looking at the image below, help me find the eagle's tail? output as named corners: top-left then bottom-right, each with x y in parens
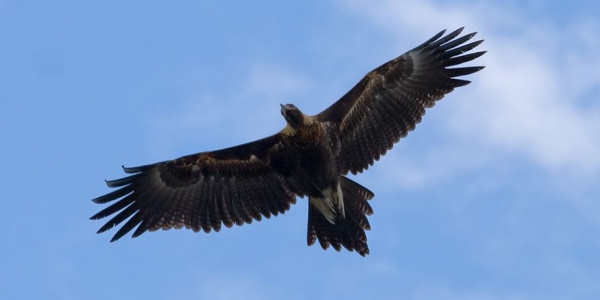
top-left (307, 176), bottom-right (374, 256)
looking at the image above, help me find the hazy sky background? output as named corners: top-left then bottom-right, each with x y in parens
top-left (2, 0), bottom-right (599, 299)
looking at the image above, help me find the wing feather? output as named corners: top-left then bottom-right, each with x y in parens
top-left (218, 178), bottom-right (234, 228)
top-left (317, 27), bottom-right (485, 174)
top-left (91, 134), bottom-right (297, 242)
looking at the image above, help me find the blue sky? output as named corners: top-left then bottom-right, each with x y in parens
top-left (2, 0), bottom-right (599, 299)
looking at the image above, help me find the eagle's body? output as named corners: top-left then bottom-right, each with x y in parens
top-left (91, 28), bottom-right (486, 256)
top-left (275, 109), bottom-right (343, 223)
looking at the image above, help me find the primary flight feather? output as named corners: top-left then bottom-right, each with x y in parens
top-left (91, 27), bottom-right (486, 256)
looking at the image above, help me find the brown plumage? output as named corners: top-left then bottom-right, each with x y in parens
top-left (91, 27), bottom-right (485, 256)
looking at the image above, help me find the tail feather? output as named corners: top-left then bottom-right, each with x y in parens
top-left (307, 176), bottom-right (374, 256)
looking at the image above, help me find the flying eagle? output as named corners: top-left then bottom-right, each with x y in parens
top-left (91, 27), bottom-right (485, 256)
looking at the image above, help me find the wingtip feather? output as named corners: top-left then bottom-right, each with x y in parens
top-left (123, 165), bottom-right (142, 174)
top-left (446, 66), bottom-right (486, 77)
top-left (105, 174), bottom-right (140, 188)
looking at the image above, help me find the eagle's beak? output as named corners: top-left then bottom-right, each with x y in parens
top-left (280, 104), bottom-right (286, 116)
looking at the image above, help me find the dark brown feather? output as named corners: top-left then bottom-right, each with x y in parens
top-left (91, 134), bottom-right (297, 242)
top-left (317, 27), bottom-right (486, 174)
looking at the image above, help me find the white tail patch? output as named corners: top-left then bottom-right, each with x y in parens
top-left (335, 182), bottom-right (345, 218)
top-left (309, 183), bottom-right (345, 224)
top-left (309, 197), bottom-right (336, 224)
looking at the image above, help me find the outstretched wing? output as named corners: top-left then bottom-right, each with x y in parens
top-left (317, 27), bottom-right (486, 174)
top-left (90, 134), bottom-right (297, 242)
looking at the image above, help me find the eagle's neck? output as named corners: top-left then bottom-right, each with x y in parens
top-left (282, 114), bottom-right (317, 134)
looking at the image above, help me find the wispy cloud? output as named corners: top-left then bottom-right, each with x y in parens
top-left (457, 27), bottom-right (600, 173)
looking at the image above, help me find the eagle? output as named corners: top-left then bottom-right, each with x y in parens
top-left (91, 27), bottom-right (485, 256)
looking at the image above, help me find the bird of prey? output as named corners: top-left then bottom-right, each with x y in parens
top-left (91, 27), bottom-right (485, 256)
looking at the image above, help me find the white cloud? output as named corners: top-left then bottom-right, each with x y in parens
top-left (456, 28), bottom-right (600, 173)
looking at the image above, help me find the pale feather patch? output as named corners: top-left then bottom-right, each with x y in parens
top-left (281, 124), bottom-right (297, 136)
top-left (310, 184), bottom-right (345, 224)
top-left (302, 114), bottom-right (316, 125)
top-left (324, 184), bottom-right (345, 219)
top-left (309, 196), bottom-right (336, 224)
top-left (336, 182), bottom-right (344, 218)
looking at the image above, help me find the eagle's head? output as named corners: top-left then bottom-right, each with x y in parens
top-left (280, 103), bottom-right (305, 129)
